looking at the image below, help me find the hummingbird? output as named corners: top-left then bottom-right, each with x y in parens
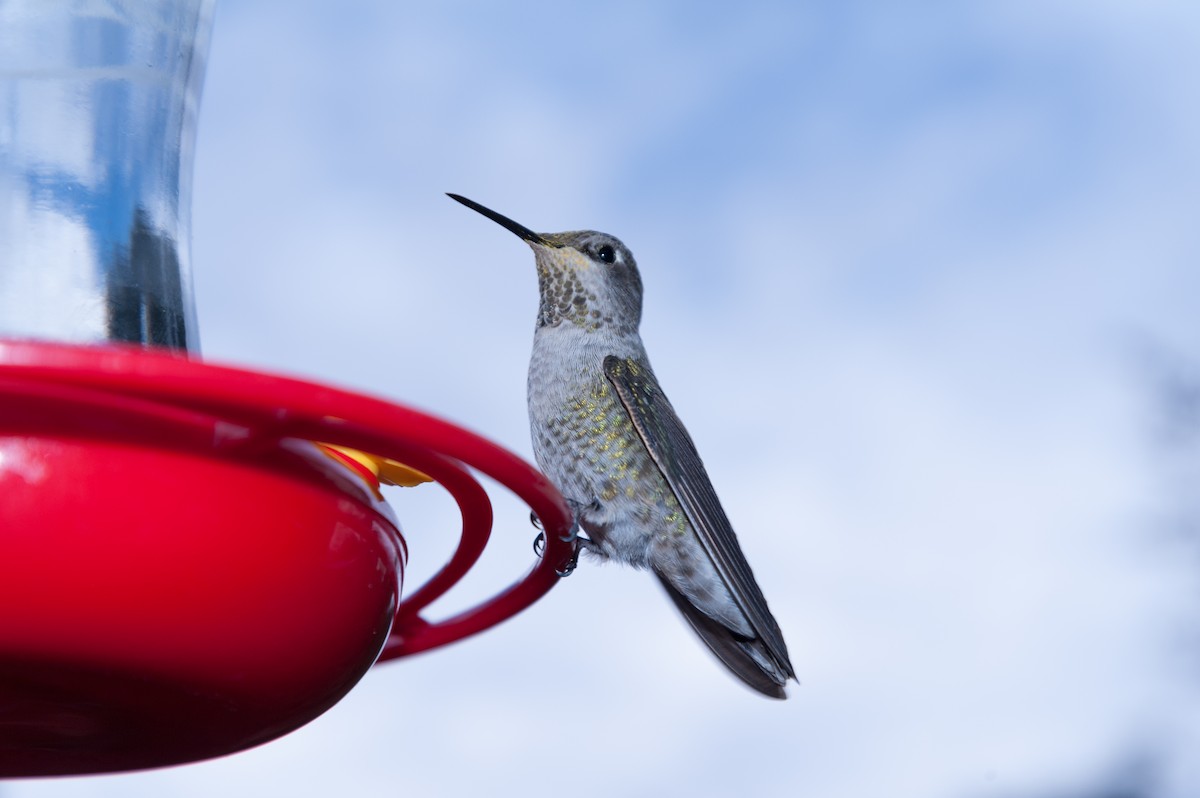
top-left (448, 193), bottom-right (796, 698)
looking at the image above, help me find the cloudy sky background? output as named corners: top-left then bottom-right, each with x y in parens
top-left (10, 1), bottom-right (1200, 796)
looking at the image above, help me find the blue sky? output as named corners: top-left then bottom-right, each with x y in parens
top-left (10, 1), bottom-right (1200, 797)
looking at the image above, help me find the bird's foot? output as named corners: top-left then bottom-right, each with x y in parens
top-left (532, 522), bottom-right (594, 577)
top-left (555, 523), bottom-right (598, 576)
top-left (551, 538), bottom-right (580, 576)
top-left (559, 521), bottom-right (584, 544)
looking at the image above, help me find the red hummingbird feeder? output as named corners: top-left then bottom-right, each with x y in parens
top-left (0, 0), bottom-right (573, 777)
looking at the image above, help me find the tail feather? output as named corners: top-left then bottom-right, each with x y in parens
top-left (655, 572), bottom-right (789, 699)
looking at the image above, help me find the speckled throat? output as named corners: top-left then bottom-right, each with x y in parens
top-left (536, 263), bottom-right (608, 330)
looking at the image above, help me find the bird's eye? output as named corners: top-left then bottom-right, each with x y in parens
top-left (596, 244), bottom-right (616, 264)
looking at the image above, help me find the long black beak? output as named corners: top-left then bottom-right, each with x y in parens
top-left (447, 193), bottom-right (555, 246)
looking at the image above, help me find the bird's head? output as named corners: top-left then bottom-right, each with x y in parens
top-left (449, 194), bottom-right (643, 333)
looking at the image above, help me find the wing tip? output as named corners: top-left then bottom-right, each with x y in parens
top-left (656, 572), bottom-right (793, 700)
